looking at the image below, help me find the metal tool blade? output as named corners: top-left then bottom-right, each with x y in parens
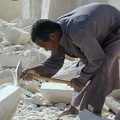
top-left (14, 60), bottom-right (22, 86)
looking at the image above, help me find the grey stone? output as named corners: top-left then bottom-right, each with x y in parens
top-left (74, 109), bottom-right (110, 120)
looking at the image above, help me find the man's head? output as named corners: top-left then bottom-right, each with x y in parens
top-left (31, 19), bottom-right (62, 51)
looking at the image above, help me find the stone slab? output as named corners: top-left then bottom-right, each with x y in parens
top-left (40, 83), bottom-right (74, 104)
top-left (0, 54), bottom-right (27, 68)
top-left (0, 77), bottom-right (13, 85)
top-left (0, 85), bottom-right (22, 120)
top-left (0, 70), bottom-right (13, 79)
top-left (74, 109), bottom-right (110, 120)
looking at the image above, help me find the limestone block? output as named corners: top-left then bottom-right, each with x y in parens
top-left (24, 48), bottom-right (47, 69)
top-left (20, 18), bottom-right (37, 28)
top-left (10, 18), bottom-right (37, 28)
top-left (10, 18), bottom-right (21, 28)
top-left (0, 85), bottom-right (22, 120)
top-left (0, 77), bottom-right (13, 85)
top-left (0, 70), bottom-right (13, 79)
top-left (53, 60), bottom-right (77, 80)
top-left (2, 26), bottom-right (30, 45)
top-left (40, 83), bottom-right (74, 104)
top-left (22, 25), bottom-right (32, 33)
top-left (105, 96), bottom-right (120, 114)
top-left (23, 81), bottom-right (40, 93)
top-left (74, 109), bottom-right (110, 120)
top-left (102, 104), bottom-right (110, 112)
top-left (1, 38), bottom-right (11, 46)
top-left (0, 54), bottom-right (28, 68)
top-left (24, 98), bottom-right (45, 106)
top-left (109, 89), bottom-right (120, 99)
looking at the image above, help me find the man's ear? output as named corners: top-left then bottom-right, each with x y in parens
top-left (49, 33), bottom-right (57, 40)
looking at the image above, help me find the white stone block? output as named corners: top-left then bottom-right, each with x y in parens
top-left (53, 60), bottom-right (77, 80)
top-left (109, 89), bottom-right (120, 99)
top-left (0, 54), bottom-right (28, 68)
top-left (102, 104), bottom-right (110, 112)
top-left (0, 77), bottom-right (13, 85)
top-left (22, 25), bottom-right (32, 33)
top-left (105, 96), bottom-right (120, 114)
top-left (23, 81), bottom-right (40, 93)
top-left (1, 38), bottom-right (11, 46)
top-left (2, 26), bottom-right (30, 45)
top-left (24, 48), bottom-right (47, 69)
top-left (40, 83), bottom-right (74, 104)
top-left (10, 18), bottom-right (37, 28)
top-left (74, 109), bottom-right (110, 120)
top-left (0, 85), bottom-right (22, 120)
top-left (0, 70), bottom-right (13, 79)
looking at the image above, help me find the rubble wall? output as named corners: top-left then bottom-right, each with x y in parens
top-left (0, 0), bottom-right (22, 22)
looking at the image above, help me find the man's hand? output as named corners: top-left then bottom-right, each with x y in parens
top-left (70, 78), bottom-right (85, 89)
top-left (21, 66), bottom-right (43, 81)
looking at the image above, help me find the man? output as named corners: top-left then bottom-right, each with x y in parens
top-left (22, 3), bottom-right (120, 117)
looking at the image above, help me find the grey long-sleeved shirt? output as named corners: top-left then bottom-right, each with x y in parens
top-left (39, 3), bottom-right (120, 83)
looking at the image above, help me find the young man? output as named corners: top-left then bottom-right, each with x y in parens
top-left (22, 3), bottom-right (120, 117)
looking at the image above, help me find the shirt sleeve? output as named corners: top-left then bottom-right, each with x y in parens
top-left (70, 28), bottom-right (105, 83)
top-left (39, 46), bottom-right (65, 77)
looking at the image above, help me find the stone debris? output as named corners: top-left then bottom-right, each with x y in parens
top-left (54, 103), bottom-right (66, 111)
top-left (0, 18), bottom-right (119, 120)
top-left (105, 96), bottom-right (120, 114)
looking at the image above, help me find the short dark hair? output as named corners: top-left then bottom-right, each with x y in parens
top-left (31, 19), bottom-right (61, 42)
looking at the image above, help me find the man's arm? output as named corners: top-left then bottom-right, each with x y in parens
top-left (70, 28), bottom-right (105, 84)
top-left (39, 46), bottom-right (65, 77)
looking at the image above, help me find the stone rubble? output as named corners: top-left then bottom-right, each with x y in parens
top-left (0, 18), bottom-right (119, 120)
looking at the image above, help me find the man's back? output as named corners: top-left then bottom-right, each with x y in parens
top-left (57, 3), bottom-right (120, 44)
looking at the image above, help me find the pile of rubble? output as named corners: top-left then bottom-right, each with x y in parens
top-left (0, 18), bottom-right (120, 120)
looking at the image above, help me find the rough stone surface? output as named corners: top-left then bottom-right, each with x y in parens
top-left (40, 83), bottom-right (74, 104)
top-left (2, 26), bottom-right (30, 45)
top-left (0, 70), bottom-right (13, 79)
top-left (0, 54), bottom-right (28, 68)
top-left (105, 96), bottom-right (120, 114)
top-left (0, 85), bottom-right (22, 120)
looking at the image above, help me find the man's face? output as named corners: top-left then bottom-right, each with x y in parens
top-left (34, 37), bottom-right (60, 51)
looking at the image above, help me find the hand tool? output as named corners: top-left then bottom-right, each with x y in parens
top-left (14, 60), bottom-right (71, 86)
